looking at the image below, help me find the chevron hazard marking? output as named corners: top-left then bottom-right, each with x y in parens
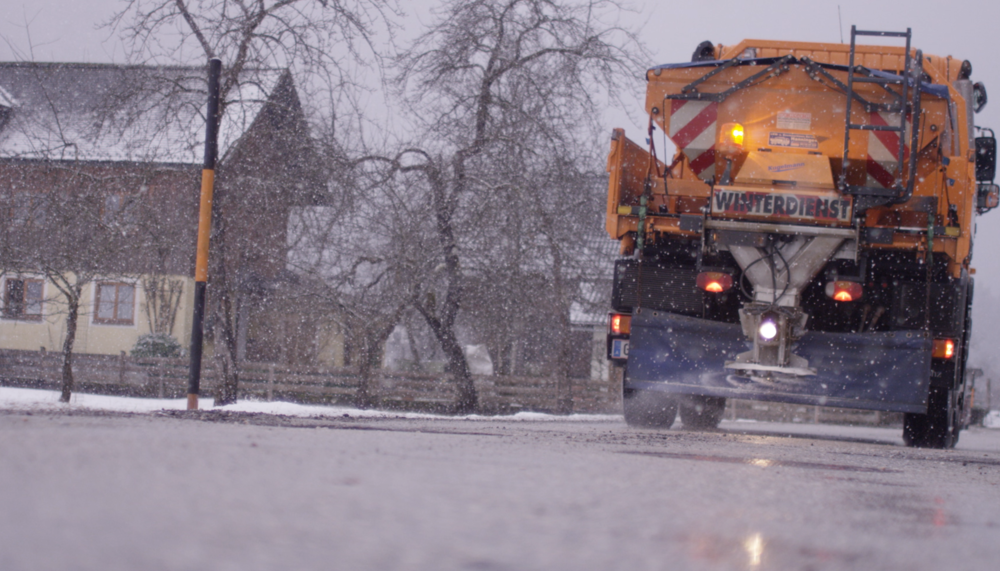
top-left (866, 111), bottom-right (911, 189)
top-left (670, 100), bottom-right (717, 181)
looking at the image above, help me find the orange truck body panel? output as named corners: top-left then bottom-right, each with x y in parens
top-left (607, 39), bottom-right (979, 277)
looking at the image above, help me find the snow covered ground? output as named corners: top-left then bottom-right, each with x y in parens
top-left (0, 387), bottom-right (616, 422)
top-left (4, 387), bottom-right (1000, 432)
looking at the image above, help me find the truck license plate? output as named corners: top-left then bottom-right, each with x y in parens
top-left (610, 339), bottom-right (629, 360)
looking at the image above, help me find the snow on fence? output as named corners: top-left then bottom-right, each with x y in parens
top-left (0, 349), bottom-right (903, 424)
top-left (0, 349), bottom-right (620, 415)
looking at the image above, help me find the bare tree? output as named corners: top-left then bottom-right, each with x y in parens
top-left (377, 0), bottom-right (644, 413)
top-left (287, 158), bottom-right (433, 407)
top-left (460, 135), bottom-right (610, 409)
top-left (108, 0), bottom-right (398, 405)
top-left (108, 0), bottom-right (398, 120)
top-left (141, 275), bottom-right (185, 336)
top-left (0, 161), bottom-right (147, 402)
top-left (530, 156), bottom-right (610, 412)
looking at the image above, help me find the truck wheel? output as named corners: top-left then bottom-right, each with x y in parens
top-left (903, 386), bottom-right (959, 449)
top-left (623, 388), bottom-right (678, 428)
top-left (679, 396), bottom-right (727, 430)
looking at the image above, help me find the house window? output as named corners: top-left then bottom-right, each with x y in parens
top-left (3, 278), bottom-right (43, 321)
top-left (95, 283), bottom-right (135, 325)
top-left (10, 192), bottom-right (49, 226)
top-left (103, 194), bottom-right (138, 227)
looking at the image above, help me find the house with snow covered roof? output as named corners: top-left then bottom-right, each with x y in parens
top-left (0, 61), bottom-right (329, 364)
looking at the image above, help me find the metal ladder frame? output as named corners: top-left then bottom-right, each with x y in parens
top-left (840, 26), bottom-right (923, 206)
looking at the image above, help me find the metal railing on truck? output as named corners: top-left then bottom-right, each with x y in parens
top-left (840, 26), bottom-right (923, 209)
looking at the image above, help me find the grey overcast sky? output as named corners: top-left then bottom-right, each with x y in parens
top-left (4, 1), bottom-right (999, 146)
top-left (5, 0), bottom-right (1000, 349)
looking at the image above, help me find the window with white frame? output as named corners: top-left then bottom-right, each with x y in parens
top-left (3, 278), bottom-right (43, 321)
top-left (94, 282), bottom-right (135, 325)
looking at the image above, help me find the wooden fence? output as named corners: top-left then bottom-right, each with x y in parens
top-left (0, 349), bottom-right (901, 425)
top-left (0, 349), bottom-right (621, 415)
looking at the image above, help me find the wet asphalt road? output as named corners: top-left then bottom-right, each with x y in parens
top-left (1, 409), bottom-right (999, 571)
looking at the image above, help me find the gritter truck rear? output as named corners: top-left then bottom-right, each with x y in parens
top-left (605, 28), bottom-right (997, 448)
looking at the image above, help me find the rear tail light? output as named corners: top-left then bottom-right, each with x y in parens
top-left (610, 313), bottom-right (632, 335)
top-left (932, 339), bottom-right (955, 359)
top-left (697, 271), bottom-right (734, 293)
top-left (825, 280), bottom-right (863, 302)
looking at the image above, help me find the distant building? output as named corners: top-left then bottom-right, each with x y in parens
top-left (0, 62), bottom-right (329, 363)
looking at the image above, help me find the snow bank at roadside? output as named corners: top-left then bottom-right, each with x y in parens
top-left (984, 410), bottom-right (1000, 429)
top-left (0, 387), bottom-right (617, 422)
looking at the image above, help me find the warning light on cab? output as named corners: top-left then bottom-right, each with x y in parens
top-left (718, 122), bottom-right (745, 157)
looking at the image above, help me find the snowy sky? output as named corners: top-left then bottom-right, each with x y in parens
top-left (4, 0), bottom-right (1000, 333)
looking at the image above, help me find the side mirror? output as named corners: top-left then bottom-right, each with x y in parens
top-left (974, 82), bottom-right (988, 114)
top-left (977, 183), bottom-right (999, 214)
top-left (975, 135), bottom-right (996, 182)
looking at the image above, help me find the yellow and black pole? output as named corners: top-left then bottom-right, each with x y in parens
top-left (187, 58), bottom-right (222, 410)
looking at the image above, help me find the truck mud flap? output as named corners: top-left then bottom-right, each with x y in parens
top-left (625, 310), bottom-right (932, 414)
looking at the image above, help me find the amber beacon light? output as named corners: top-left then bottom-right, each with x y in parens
top-left (718, 122), bottom-right (745, 157)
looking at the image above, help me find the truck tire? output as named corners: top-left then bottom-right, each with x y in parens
top-left (679, 396), bottom-right (727, 430)
top-left (623, 388), bottom-right (678, 428)
top-left (903, 386), bottom-right (959, 449)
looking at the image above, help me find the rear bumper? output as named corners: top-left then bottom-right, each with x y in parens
top-left (624, 309), bottom-right (932, 414)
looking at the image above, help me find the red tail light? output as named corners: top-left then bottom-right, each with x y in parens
top-left (825, 280), bottom-right (863, 302)
top-left (610, 313), bottom-right (632, 335)
top-left (697, 271), bottom-right (734, 293)
top-left (932, 339), bottom-right (955, 359)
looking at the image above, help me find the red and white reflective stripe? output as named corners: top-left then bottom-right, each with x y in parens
top-left (670, 100), bottom-right (717, 181)
top-left (866, 111), bottom-right (911, 188)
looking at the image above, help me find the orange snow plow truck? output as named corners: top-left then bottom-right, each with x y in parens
top-left (605, 28), bottom-right (997, 448)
